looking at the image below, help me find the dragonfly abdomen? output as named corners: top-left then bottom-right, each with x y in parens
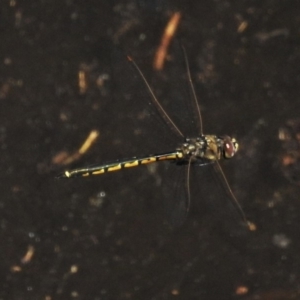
top-left (59, 151), bottom-right (183, 178)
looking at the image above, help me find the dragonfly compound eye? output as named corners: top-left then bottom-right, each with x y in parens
top-left (224, 137), bottom-right (239, 159)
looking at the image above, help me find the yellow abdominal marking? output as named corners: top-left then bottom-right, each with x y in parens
top-left (158, 154), bottom-right (176, 160)
top-left (124, 160), bottom-right (139, 167)
top-left (107, 164), bottom-right (122, 172)
top-left (141, 157), bottom-right (157, 164)
top-left (92, 169), bottom-right (105, 175)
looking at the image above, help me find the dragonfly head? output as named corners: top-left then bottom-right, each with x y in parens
top-left (223, 136), bottom-right (239, 159)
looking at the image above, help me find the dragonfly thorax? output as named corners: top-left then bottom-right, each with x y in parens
top-left (179, 135), bottom-right (239, 162)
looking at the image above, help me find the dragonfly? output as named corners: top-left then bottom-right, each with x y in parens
top-left (57, 47), bottom-right (253, 231)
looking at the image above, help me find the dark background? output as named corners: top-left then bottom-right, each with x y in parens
top-left (1, 1), bottom-right (300, 299)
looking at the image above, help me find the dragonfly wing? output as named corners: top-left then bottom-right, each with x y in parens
top-left (159, 162), bottom-right (189, 227)
top-left (190, 162), bottom-right (251, 239)
top-left (153, 41), bottom-right (204, 137)
top-left (159, 159), bottom-right (222, 228)
top-left (88, 42), bottom-right (180, 160)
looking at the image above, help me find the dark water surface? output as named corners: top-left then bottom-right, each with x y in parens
top-left (1, 1), bottom-right (300, 299)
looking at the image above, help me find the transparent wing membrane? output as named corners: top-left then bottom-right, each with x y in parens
top-left (161, 162), bottom-right (189, 227)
